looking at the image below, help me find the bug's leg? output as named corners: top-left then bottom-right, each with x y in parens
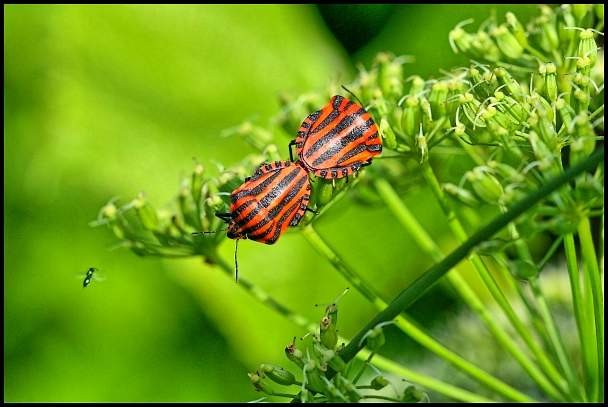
top-left (215, 212), bottom-right (233, 222)
top-left (305, 207), bottom-right (319, 215)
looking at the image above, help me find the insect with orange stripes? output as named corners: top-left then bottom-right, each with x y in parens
top-left (210, 160), bottom-right (313, 281)
top-left (289, 94), bottom-right (382, 180)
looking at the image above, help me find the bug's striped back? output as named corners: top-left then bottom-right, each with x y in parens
top-left (294, 95), bottom-right (382, 179)
top-left (227, 161), bottom-right (311, 244)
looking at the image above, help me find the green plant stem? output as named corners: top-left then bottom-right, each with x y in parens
top-left (207, 251), bottom-right (484, 402)
top-left (529, 277), bottom-right (583, 400)
top-left (507, 222), bottom-right (581, 400)
top-left (336, 148), bottom-right (604, 383)
top-left (362, 395), bottom-right (402, 402)
top-left (300, 224), bottom-right (531, 401)
top-left (578, 216), bottom-right (604, 401)
top-left (360, 352), bottom-right (492, 402)
top-left (373, 178), bottom-right (553, 399)
top-left (564, 233), bottom-right (597, 399)
top-left (420, 160), bottom-right (569, 398)
top-left (352, 351), bottom-right (374, 385)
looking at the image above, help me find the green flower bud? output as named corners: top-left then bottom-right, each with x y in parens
top-left (248, 371), bottom-right (273, 394)
top-left (492, 24), bottom-right (524, 59)
top-left (577, 29), bottom-right (598, 66)
top-left (133, 193), bottom-right (159, 231)
top-left (487, 161), bottom-right (525, 183)
top-left (178, 184), bottom-right (198, 229)
top-left (191, 163), bottom-right (204, 206)
top-left (403, 385), bottom-right (427, 402)
top-left (376, 52), bottom-right (404, 99)
top-left (379, 118), bottom-right (397, 150)
top-left (303, 360), bottom-right (327, 394)
top-left (371, 375), bottom-right (390, 390)
top-left (511, 259), bottom-right (539, 280)
top-left (453, 122), bottom-right (466, 137)
top-left (101, 202), bottom-right (118, 221)
top-left (571, 131), bottom-right (596, 165)
top-left (461, 93), bottom-right (486, 128)
top-left (443, 183), bottom-right (480, 207)
top-left (366, 326), bottom-right (386, 352)
top-left (407, 76), bottom-right (426, 97)
top-left (556, 97), bottom-right (574, 130)
top-left (467, 168), bottom-right (504, 205)
top-left (573, 88), bottom-right (590, 114)
top-left (260, 364), bottom-right (296, 386)
top-left (505, 12), bottom-right (528, 48)
top-left (494, 67), bottom-right (525, 101)
top-left (401, 95), bottom-right (421, 144)
top-left (285, 338), bottom-right (305, 368)
top-left (429, 81), bottom-right (449, 118)
top-left (471, 31), bottom-right (501, 62)
top-left (539, 63), bottom-right (558, 103)
top-left (528, 131), bottom-right (558, 174)
top-left (416, 134), bottom-right (428, 164)
top-left (449, 27), bottom-right (473, 54)
top-left (320, 314), bottom-right (338, 350)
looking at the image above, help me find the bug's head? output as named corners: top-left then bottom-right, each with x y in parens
top-left (215, 211), bottom-right (244, 240)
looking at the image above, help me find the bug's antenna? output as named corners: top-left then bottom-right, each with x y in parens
top-left (192, 228), bottom-right (227, 236)
top-left (341, 85), bottom-right (365, 107)
top-left (332, 287), bottom-right (350, 304)
top-left (234, 239), bottom-right (240, 283)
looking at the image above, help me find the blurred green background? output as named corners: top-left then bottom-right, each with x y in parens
top-left (5, 4), bottom-right (538, 402)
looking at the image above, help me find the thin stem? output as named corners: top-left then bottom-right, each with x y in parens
top-left (421, 161), bottom-right (569, 398)
top-left (578, 216), bottom-right (604, 401)
top-left (360, 350), bottom-right (492, 402)
top-left (352, 351), bottom-right (374, 385)
top-left (362, 395), bottom-right (402, 402)
top-left (529, 277), bottom-right (584, 400)
top-left (300, 224), bottom-right (532, 401)
top-left (337, 148), bottom-right (604, 380)
top-left (506, 220), bottom-right (581, 400)
top-left (564, 233), bottom-right (597, 399)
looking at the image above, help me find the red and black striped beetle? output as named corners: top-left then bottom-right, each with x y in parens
top-left (216, 160), bottom-right (312, 245)
top-left (211, 160), bottom-right (313, 281)
top-left (289, 95), bottom-right (382, 180)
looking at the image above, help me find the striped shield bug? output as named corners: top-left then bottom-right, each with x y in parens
top-left (202, 160), bottom-right (312, 281)
top-left (289, 94), bottom-right (382, 180)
